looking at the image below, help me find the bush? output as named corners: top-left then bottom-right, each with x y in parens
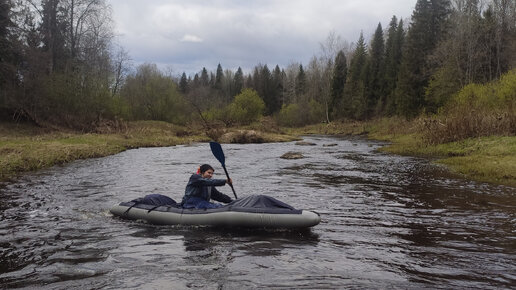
top-left (425, 65), bottom-right (462, 113)
top-left (227, 88), bottom-right (265, 125)
top-left (277, 99), bottom-right (326, 127)
top-left (422, 69), bottom-right (516, 144)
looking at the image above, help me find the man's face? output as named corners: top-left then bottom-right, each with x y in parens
top-left (202, 169), bottom-right (214, 179)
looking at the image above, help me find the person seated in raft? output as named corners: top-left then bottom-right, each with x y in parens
top-left (181, 164), bottom-right (233, 209)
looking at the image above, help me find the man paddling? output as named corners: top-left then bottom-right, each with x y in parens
top-left (181, 164), bottom-right (233, 209)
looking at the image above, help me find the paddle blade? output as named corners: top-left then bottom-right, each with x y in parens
top-left (209, 141), bottom-right (225, 166)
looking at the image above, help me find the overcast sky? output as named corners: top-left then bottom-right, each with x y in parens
top-left (107, 0), bottom-right (417, 76)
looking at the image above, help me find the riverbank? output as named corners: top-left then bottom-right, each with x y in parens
top-left (288, 118), bottom-right (516, 187)
top-left (0, 121), bottom-right (297, 182)
top-left (1, 119), bottom-right (514, 187)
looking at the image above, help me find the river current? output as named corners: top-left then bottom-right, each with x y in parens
top-left (1, 136), bottom-right (515, 289)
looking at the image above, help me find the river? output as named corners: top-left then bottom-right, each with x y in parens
top-left (0, 136), bottom-right (515, 289)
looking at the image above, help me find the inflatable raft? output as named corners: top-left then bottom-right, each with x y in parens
top-left (110, 195), bottom-right (320, 229)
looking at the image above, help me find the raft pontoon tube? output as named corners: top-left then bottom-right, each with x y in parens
top-left (110, 195), bottom-right (321, 228)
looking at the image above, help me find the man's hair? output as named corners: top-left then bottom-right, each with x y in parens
top-left (199, 164), bottom-right (214, 173)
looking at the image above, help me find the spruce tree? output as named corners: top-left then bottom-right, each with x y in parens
top-left (383, 17), bottom-right (404, 115)
top-left (344, 32), bottom-right (368, 119)
top-left (367, 22), bottom-right (385, 117)
top-left (215, 63), bottom-right (223, 90)
top-left (179, 72), bottom-right (188, 94)
top-left (395, 0), bottom-right (450, 118)
top-left (192, 73), bottom-right (200, 87)
top-left (233, 67), bottom-right (244, 96)
top-left (260, 64), bottom-right (280, 115)
top-left (330, 50), bottom-right (347, 118)
top-left (296, 64), bottom-right (307, 98)
top-left (272, 65), bottom-right (284, 108)
top-left (200, 67), bottom-right (209, 86)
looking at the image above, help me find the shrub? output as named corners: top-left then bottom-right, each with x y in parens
top-left (227, 88), bottom-right (265, 125)
top-left (277, 99), bottom-right (326, 127)
top-left (422, 69), bottom-right (516, 144)
top-left (277, 103), bottom-right (304, 127)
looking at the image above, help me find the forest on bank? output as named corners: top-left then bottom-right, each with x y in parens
top-left (0, 0), bottom-right (515, 143)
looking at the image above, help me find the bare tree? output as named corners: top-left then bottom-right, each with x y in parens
top-left (111, 44), bottom-right (131, 97)
top-left (317, 32), bottom-right (350, 122)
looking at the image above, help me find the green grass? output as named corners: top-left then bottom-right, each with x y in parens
top-left (2, 119), bottom-right (514, 186)
top-left (0, 120), bottom-right (297, 181)
top-left (432, 137), bottom-right (516, 186)
top-left (0, 121), bottom-right (209, 181)
top-left (373, 127), bottom-right (516, 187)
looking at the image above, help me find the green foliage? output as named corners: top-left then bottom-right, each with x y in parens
top-left (330, 50), bottom-right (347, 118)
top-left (277, 99), bottom-right (325, 127)
top-left (179, 72), bottom-right (188, 94)
top-left (383, 17), bottom-right (404, 116)
top-left (31, 71), bottom-right (117, 129)
top-left (214, 63), bottom-right (224, 91)
top-left (296, 64), bottom-right (307, 97)
top-left (121, 63), bottom-right (189, 125)
top-left (424, 65), bottom-right (462, 113)
top-left (227, 88), bottom-right (265, 125)
top-left (3, 0), bottom-right (514, 132)
top-left (450, 69), bottom-right (516, 110)
top-left (308, 99), bottom-right (326, 123)
top-left (366, 23), bottom-right (385, 117)
top-left (395, 0), bottom-right (450, 118)
top-left (203, 88), bottom-right (265, 126)
top-left (422, 69), bottom-right (516, 144)
top-left (234, 67), bottom-right (244, 96)
top-left (278, 103), bottom-right (303, 127)
top-left (203, 106), bottom-right (228, 124)
top-left (339, 32), bottom-right (368, 120)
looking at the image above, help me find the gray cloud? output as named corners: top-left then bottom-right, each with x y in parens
top-left (108, 0), bottom-right (416, 76)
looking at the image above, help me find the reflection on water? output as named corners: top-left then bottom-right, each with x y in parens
top-left (0, 136), bottom-right (515, 289)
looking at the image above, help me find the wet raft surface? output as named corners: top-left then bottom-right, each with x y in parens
top-left (1, 136), bottom-right (515, 289)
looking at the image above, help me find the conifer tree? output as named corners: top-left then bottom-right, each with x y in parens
top-left (260, 64), bottom-right (280, 115)
top-left (179, 72), bottom-right (188, 94)
top-left (200, 67), bottom-right (209, 86)
top-left (395, 0), bottom-right (450, 118)
top-left (383, 17), bottom-right (404, 115)
top-left (234, 67), bottom-right (244, 96)
top-left (272, 65), bottom-right (284, 108)
top-left (192, 73), bottom-right (200, 87)
top-left (296, 64), bottom-right (307, 98)
top-left (366, 22), bottom-right (385, 117)
top-left (215, 63), bottom-right (223, 90)
top-left (344, 32), bottom-right (368, 119)
top-left (330, 50), bottom-right (347, 118)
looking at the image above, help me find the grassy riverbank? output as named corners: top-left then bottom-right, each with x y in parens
top-left (289, 118), bottom-right (516, 187)
top-left (0, 121), bottom-right (296, 182)
top-left (1, 118), bottom-right (514, 187)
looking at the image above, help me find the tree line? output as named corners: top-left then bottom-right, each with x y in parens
top-left (0, 0), bottom-right (514, 130)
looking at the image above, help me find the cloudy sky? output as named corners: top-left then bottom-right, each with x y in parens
top-left (107, 0), bottom-right (417, 76)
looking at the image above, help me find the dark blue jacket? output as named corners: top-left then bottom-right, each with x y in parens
top-left (181, 174), bottom-right (232, 208)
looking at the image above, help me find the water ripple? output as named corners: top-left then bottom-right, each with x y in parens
top-left (0, 136), bottom-right (515, 289)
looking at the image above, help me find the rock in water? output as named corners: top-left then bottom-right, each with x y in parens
top-left (295, 141), bottom-right (317, 146)
top-left (280, 152), bottom-right (304, 159)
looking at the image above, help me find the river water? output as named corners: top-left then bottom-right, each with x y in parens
top-left (0, 136), bottom-right (515, 289)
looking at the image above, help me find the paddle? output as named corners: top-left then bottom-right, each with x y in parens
top-left (209, 141), bottom-right (238, 199)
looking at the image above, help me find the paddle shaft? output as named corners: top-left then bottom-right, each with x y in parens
top-left (222, 165), bottom-right (237, 199)
top-left (209, 141), bottom-right (237, 200)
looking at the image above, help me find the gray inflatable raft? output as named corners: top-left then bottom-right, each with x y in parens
top-left (110, 195), bottom-right (321, 229)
